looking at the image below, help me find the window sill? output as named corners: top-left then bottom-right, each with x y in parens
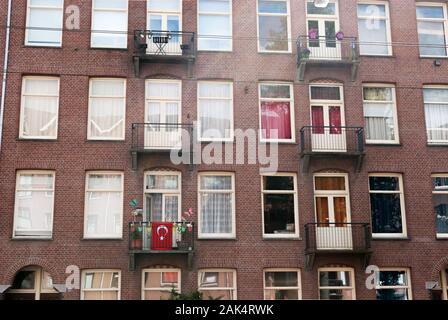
top-left (263, 236), bottom-right (302, 241)
top-left (197, 237), bottom-right (237, 241)
top-left (11, 237), bottom-right (53, 241)
top-left (198, 50), bottom-right (233, 54)
top-left (258, 51), bottom-right (293, 55)
top-left (16, 138), bottom-right (58, 142)
top-left (82, 237), bottom-right (123, 241)
top-left (22, 45), bottom-right (62, 49)
top-left (427, 143), bottom-right (448, 147)
top-left (360, 54), bottom-right (396, 59)
top-left (259, 141), bottom-right (297, 145)
top-left (372, 236), bottom-right (410, 241)
top-left (86, 139), bottom-right (126, 143)
top-left (436, 235), bottom-right (448, 240)
top-left (89, 47), bottom-right (128, 51)
top-left (420, 56), bottom-right (448, 60)
top-left (366, 143), bottom-right (401, 147)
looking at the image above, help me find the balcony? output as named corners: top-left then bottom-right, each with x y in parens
top-left (130, 123), bottom-right (194, 170)
top-left (296, 36), bottom-right (360, 81)
top-left (128, 221), bottom-right (195, 271)
top-left (304, 223), bottom-right (372, 270)
top-left (299, 126), bottom-right (365, 173)
top-left (133, 30), bottom-right (196, 77)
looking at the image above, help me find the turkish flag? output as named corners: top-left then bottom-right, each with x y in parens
top-left (151, 222), bottom-right (173, 250)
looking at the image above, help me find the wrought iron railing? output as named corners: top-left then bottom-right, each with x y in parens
top-left (305, 223), bottom-right (371, 253)
top-left (297, 36), bottom-right (359, 63)
top-left (300, 126), bottom-right (365, 154)
top-left (129, 221), bottom-right (194, 252)
top-left (131, 123), bottom-right (193, 151)
top-left (134, 30), bottom-right (196, 57)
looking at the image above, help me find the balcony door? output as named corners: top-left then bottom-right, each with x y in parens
top-left (306, 0), bottom-right (341, 60)
top-left (314, 174), bottom-right (352, 250)
top-left (147, 0), bottom-right (182, 55)
top-left (145, 80), bottom-right (182, 150)
top-left (310, 84), bottom-right (346, 152)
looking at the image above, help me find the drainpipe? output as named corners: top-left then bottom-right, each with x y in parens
top-left (0, 0), bottom-right (12, 154)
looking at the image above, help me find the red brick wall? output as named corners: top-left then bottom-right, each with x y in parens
top-left (0, 0), bottom-right (447, 300)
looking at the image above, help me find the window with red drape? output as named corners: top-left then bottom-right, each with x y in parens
top-left (329, 106), bottom-right (342, 134)
top-left (312, 106), bottom-right (324, 134)
top-left (261, 102), bottom-right (292, 139)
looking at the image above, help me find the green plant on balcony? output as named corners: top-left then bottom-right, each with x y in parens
top-left (130, 224), bottom-right (143, 250)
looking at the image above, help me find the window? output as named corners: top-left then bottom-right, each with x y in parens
top-left (142, 268), bottom-right (181, 300)
top-left (264, 269), bottom-right (301, 300)
top-left (369, 174), bottom-right (407, 238)
top-left (423, 87), bottom-right (448, 144)
top-left (442, 269), bottom-right (448, 300)
top-left (144, 171), bottom-right (181, 222)
top-left (91, 0), bottom-right (128, 48)
top-left (362, 84), bottom-right (399, 144)
top-left (6, 267), bottom-right (57, 300)
top-left (357, 2), bottom-right (392, 55)
top-left (257, 0), bottom-right (291, 52)
top-left (13, 171), bottom-right (55, 238)
top-left (319, 268), bottom-right (355, 300)
top-left (81, 270), bottom-right (121, 300)
top-left (375, 269), bottom-right (412, 300)
top-left (432, 175), bottom-right (448, 238)
top-left (20, 77), bottom-right (60, 139)
top-left (198, 0), bottom-right (232, 51)
top-left (416, 3), bottom-right (448, 57)
top-left (25, 0), bottom-right (64, 46)
top-left (259, 83), bottom-right (294, 142)
top-left (84, 172), bottom-right (124, 239)
top-left (198, 173), bottom-right (235, 238)
top-left (198, 82), bottom-right (233, 141)
top-left (198, 269), bottom-right (237, 300)
top-left (88, 79), bottom-right (126, 140)
top-left (262, 174), bottom-right (299, 238)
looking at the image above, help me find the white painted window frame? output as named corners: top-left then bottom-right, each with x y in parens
top-left (318, 267), bottom-right (356, 300)
top-left (263, 268), bottom-right (302, 300)
top-left (198, 268), bottom-right (237, 300)
top-left (416, 2), bottom-right (448, 58)
top-left (375, 268), bottom-right (413, 300)
top-left (141, 268), bottom-right (181, 300)
top-left (25, 0), bottom-right (64, 47)
top-left (432, 173), bottom-right (448, 239)
top-left (80, 269), bottom-right (121, 300)
top-left (423, 85), bottom-right (448, 145)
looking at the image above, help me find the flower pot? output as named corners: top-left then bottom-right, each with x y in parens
top-left (131, 239), bottom-right (143, 250)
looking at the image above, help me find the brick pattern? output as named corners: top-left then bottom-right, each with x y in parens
top-left (0, 0), bottom-right (447, 300)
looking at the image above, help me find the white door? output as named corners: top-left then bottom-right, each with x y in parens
top-left (314, 175), bottom-right (352, 250)
top-left (311, 104), bottom-right (347, 152)
top-left (307, 19), bottom-right (341, 60)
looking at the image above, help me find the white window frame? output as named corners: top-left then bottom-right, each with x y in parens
top-left (357, 1), bottom-right (393, 56)
top-left (258, 82), bottom-right (295, 143)
top-left (369, 173), bottom-right (407, 239)
top-left (318, 267), bottom-right (356, 300)
top-left (145, 79), bottom-right (182, 125)
top-left (375, 268), bottom-right (412, 300)
top-left (261, 173), bottom-right (299, 239)
top-left (198, 172), bottom-right (236, 239)
top-left (144, 171), bottom-right (182, 222)
top-left (25, 0), bottom-right (64, 47)
top-left (91, 0), bottom-right (129, 49)
top-left (87, 78), bottom-right (126, 141)
top-left (141, 268), bottom-right (181, 300)
top-left (256, 0), bottom-right (292, 53)
top-left (80, 269), bottom-right (121, 300)
top-left (7, 267), bottom-right (57, 300)
top-left (416, 2), bottom-right (448, 58)
top-left (442, 269), bottom-right (448, 300)
top-left (362, 83), bottom-right (399, 144)
top-left (432, 174), bottom-right (448, 239)
top-left (13, 170), bottom-right (55, 239)
top-left (83, 171), bottom-right (124, 239)
top-left (198, 269), bottom-right (237, 300)
top-left (197, 0), bottom-right (233, 52)
top-left (263, 268), bottom-right (302, 300)
top-left (197, 81), bottom-right (234, 142)
top-left (19, 76), bottom-right (60, 140)
top-left (423, 85), bottom-right (448, 145)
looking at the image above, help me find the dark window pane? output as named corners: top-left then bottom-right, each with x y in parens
top-left (370, 194), bottom-right (403, 233)
top-left (378, 271), bottom-right (407, 286)
top-left (325, 21), bottom-right (336, 47)
top-left (308, 20), bottom-right (320, 47)
top-left (265, 272), bottom-right (298, 287)
top-left (434, 194), bottom-right (448, 234)
top-left (310, 86), bottom-right (341, 100)
top-left (264, 194), bottom-right (295, 234)
top-left (307, 2), bottom-right (336, 15)
top-left (260, 84), bottom-right (291, 99)
top-left (319, 271), bottom-right (351, 287)
top-left (376, 289), bottom-right (408, 300)
top-left (369, 176), bottom-right (400, 191)
top-left (315, 176), bottom-right (346, 191)
top-left (11, 271), bottom-right (35, 290)
top-left (264, 176), bottom-right (294, 191)
top-left (433, 177), bottom-right (448, 191)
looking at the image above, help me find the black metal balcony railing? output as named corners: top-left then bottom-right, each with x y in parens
top-left (304, 223), bottom-right (371, 253)
top-left (131, 123), bottom-right (193, 152)
top-left (297, 36), bottom-right (359, 62)
top-left (129, 221), bottom-right (194, 252)
top-left (300, 126), bottom-right (365, 154)
top-left (134, 30), bottom-right (196, 57)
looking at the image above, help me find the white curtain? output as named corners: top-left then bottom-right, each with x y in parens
top-left (27, 1), bottom-right (63, 45)
top-left (200, 176), bottom-right (233, 234)
top-left (425, 104), bottom-right (448, 142)
top-left (146, 81), bottom-right (180, 99)
top-left (364, 103), bottom-right (395, 141)
top-left (199, 82), bottom-right (232, 139)
top-left (89, 80), bottom-right (125, 139)
top-left (148, 0), bottom-right (181, 11)
top-left (22, 78), bottom-right (59, 138)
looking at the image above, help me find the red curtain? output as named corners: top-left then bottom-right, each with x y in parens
top-left (261, 102), bottom-right (292, 139)
top-left (312, 106), bottom-right (324, 134)
top-left (162, 272), bottom-right (179, 283)
top-left (329, 106), bottom-right (342, 134)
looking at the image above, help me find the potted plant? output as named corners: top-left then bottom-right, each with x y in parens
top-left (176, 208), bottom-right (194, 251)
top-left (130, 223), bottom-right (143, 250)
top-left (300, 47), bottom-right (311, 59)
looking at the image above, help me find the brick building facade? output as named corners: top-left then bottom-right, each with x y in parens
top-left (0, 0), bottom-right (448, 300)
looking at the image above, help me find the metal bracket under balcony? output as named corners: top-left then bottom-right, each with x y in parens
top-left (133, 30), bottom-right (196, 78)
top-left (304, 223), bottom-right (372, 271)
top-left (131, 123), bottom-right (194, 171)
top-left (128, 222), bottom-right (195, 272)
top-left (299, 126), bottom-right (365, 173)
top-left (296, 36), bottom-right (360, 82)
